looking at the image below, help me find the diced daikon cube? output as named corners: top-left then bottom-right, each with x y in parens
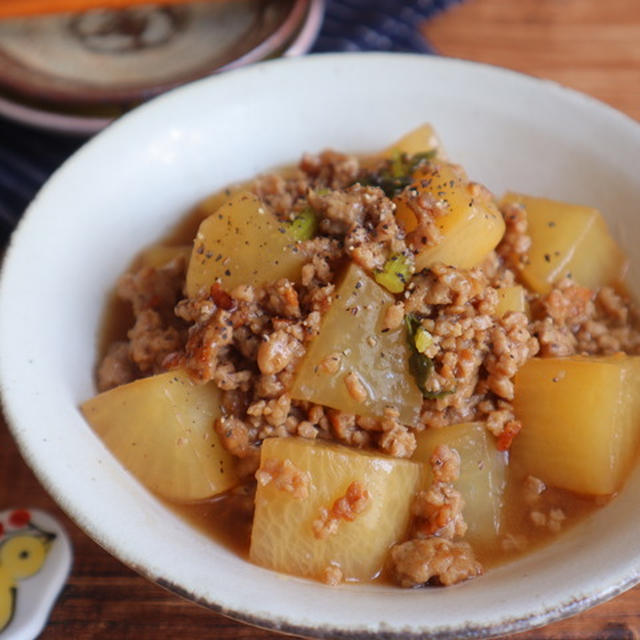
top-left (81, 370), bottom-right (237, 502)
top-left (512, 355), bottom-right (640, 495)
top-left (290, 263), bottom-right (422, 426)
top-left (185, 191), bottom-right (306, 296)
top-left (501, 192), bottom-right (628, 294)
top-left (395, 163), bottom-right (505, 270)
top-left (250, 437), bottom-right (424, 582)
top-left (413, 422), bottom-right (507, 552)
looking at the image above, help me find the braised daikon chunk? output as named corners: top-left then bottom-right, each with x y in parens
top-left (384, 123), bottom-right (445, 158)
top-left (250, 437), bottom-right (424, 582)
top-left (495, 285), bottom-right (528, 318)
top-left (413, 422), bottom-right (507, 552)
top-left (512, 355), bottom-right (640, 495)
top-left (395, 163), bottom-right (505, 270)
top-left (81, 370), bottom-right (237, 502)
top-left (290, 263), bottom-right (422, 426)
top-left (501, 192), bottom-right (628, 294)
top-left (185, 191), bottom-right (306, 296)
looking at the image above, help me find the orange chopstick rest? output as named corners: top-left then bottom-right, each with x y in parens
top-left (0, 0), bottom-right (210, 19)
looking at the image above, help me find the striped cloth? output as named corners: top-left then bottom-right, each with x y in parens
top-left (0, 118), bottom-right (83, 242)
top-left (0, 0), bottom-right (460, 244)
top-left (314, 0), bottom-right (457, 53)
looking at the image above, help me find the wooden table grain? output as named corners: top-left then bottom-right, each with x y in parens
top-left (3, 0), bottom-right (640, 637)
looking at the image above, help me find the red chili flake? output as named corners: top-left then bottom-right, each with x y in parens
top-left (210, 283), bottom-right (234, 310)
top-left (497, 421), bottom-right (522, 452)
top-left (9, 509), bottom-right (31, 528)
top-left (0, 522), bottom-right (4, 537)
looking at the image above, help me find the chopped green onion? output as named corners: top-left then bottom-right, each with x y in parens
top-left (414, 326), bottom-right (433, 353)
top-left (408, 349), bottom-right (433, 397)
top-left (390, 150), bottom-right (406, 178)
top-left (407, 150), bottom-right (438, 171)
top-left (356, 150), bottom-right (438, 198)
top-left (288, 206), bottom-right (318, 241)
top-left (404, 313), bottom-right (422, 340)
top-left (404, 313), bottom-right (454, 399)
top-left (374, 253), bottom-right (414, 294)
top-left (422, 385), bottom-right (455, 400)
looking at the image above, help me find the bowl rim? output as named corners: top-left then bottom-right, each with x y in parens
top-left (2, 51), bottom-right (640, 639)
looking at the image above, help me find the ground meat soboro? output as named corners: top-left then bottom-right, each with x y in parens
top-left (91, 125), bottom-right (640, 590)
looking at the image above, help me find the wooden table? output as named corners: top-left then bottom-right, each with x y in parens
top-left (3, 0), bottom-right (640, 637)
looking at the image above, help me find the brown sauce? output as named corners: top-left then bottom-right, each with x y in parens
top-left (171, 485), bottom-right (254, 560)
top-left (490, 461), bottom-right (603, 568)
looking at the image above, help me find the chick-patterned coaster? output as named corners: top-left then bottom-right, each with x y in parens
top-left (0, 509), bottom-right (72, 639)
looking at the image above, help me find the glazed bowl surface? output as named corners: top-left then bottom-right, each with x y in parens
top-left (2, 53), bottom-right (640, 639)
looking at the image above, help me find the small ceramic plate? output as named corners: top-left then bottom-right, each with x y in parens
top-left (0, 93), bottom-right (115, 135)
top-left (0, 0), bottom-right (307, 105)
top-left (0, 0), bottom-right (324, 134)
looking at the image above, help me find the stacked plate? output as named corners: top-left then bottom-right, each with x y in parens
top-left (0, 0), bottom-right (324, 134)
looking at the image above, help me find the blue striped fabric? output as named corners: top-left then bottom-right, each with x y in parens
top-left (313, 0), bottom-right (458, 53)
top-left (0, 0), bottom-right (459, 244)
top-left (0, 118), bottom-right (83, 243)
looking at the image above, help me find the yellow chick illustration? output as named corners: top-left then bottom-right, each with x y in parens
top-left (0, 509), bottom-right (55, 632)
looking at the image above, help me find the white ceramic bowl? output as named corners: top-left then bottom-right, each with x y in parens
top-left (2, 53), bottom-right (640, 639)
